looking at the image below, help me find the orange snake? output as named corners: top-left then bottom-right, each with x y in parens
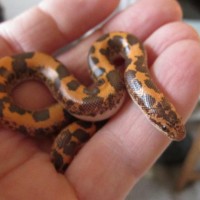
top-left (0, 32), bottom-right (185, 172)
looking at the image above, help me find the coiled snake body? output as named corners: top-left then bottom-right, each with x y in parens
top-left (0, 32), bottom-right (185, 172)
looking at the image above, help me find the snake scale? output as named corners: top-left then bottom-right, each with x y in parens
top-left (0, 32), bottom-right (185, 172)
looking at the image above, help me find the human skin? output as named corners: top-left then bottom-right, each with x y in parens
top-left (0, 0), bottom-right (200, 199)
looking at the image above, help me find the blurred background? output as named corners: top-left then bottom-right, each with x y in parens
top-left (0, 0), bottom-right (200, 199)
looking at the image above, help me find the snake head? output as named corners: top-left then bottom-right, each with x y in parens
top-left (160, 121), bottom-right (186, 141)
top-left (145, 97), bottom-right (186, 141)
top-left (151, 104), bottom-right (186, 141)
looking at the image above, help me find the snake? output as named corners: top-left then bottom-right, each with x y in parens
top-left (0, 32), bottom-right (185, 172)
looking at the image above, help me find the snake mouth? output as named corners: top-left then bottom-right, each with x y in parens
top-left (165, 125), bottom-right (186, 141)
top-left (175, 126), bottom-right (186, 141)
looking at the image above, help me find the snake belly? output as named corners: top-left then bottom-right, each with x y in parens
top-left (0, 32), bottom-right (185, 172)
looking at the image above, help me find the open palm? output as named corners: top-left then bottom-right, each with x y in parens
top-left (0, 0), bottom-right (200, 199)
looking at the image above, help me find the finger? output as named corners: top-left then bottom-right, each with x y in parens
top-left (66, 39), bottom-right (200, 200)
top-left (145, 21), bottom-right (200, 65)
top-left (0, 0), bottom-right (119, 56)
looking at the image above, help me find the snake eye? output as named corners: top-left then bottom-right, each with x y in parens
top-left (162, 125), bottom-right (167, 131)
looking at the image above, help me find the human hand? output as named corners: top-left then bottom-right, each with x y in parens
top-left (0, 0), bottom-right (200, 199)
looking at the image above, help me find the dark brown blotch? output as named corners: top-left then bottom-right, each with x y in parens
top-left (62, 109), bottom-right (74, 121)
top-left (55, 129), bottom-right (71, 149)
top-left (90, 56), bottom-right (99, 65)
top-left (166, 110), bottom-right (179, 125)
top-left (124, 70), bottom-right (137, 80)
top-left (0, 67), bottom-right (7, 76)
top-left (107, 94), bottom-right (119, 110)
top-left (66, 100), bottom-right (75, 108)
top-left (89, 46), bottom-right (96, 54)
top-left (0, 99), bottom-right (4, 117)
top-left (106, 70), bottom-right (124, 91)
top-left (73, 128), bottom-right (90, 143)
top-left (135, 56), bottom-right (146, 73)
top-left (99, 48), bottom-right (109, 57)
top-left (155, 102), bottom-right (166, 118)
top-left (56, 64), bottom-right (70, 79)
top-left (51, 150), bottom-right (66, 172)
top-left (154, 98), bottom-right (172, 119)
top-left (12, 52), bottom-right (34, 60)
top-left (108, 36), bottom-right (124, 53)
top-left (76, 120), bottom-right (93, 129)
top-left (11, 53), bottom-right (36, 76)
top-left (0, 96), bottom-right (9, 117)
top-left (63, 141), bottom-right (77, 155)
top-left (32, 109), bottom-right (50, 122)
top-left (160, 97), bottom-right (172, 111)
top-left (126, 34), bottom-right (139, 45)
top-left (12, 57), bottom-right (29, 73)
top-left (67, 80), bottom-right (80, 91)
top-left (9, 104), bottom-right (26, 115)
top-left (0, 83), bottom-right (6, 92)
top-left (144, 79), bottom-right (159, 93)
top-left (97, 78), bottom-right (105, 86)
top-left (83, 87), bottom-right (100, 96)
